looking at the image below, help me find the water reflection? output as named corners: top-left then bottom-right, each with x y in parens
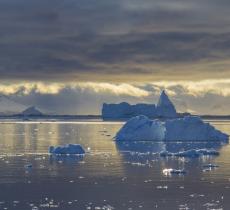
top-left (49, 154), bottom-right (85, 164)
top-left (0, 121), bottom-right (229, 209)
top-left (116, 141), bottom-right (228, 181)
top-left (116, 141), bottom-right (225, 154)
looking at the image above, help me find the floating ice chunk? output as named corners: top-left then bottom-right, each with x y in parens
top-left (115, 115), bottom-right (165, 141)
top-left (102, 90), bottom-right (177, 119)
top-left (163, 168), bottom-right (186, 175)
top-left (160, 149), bottom-right (219, 158)
top-left (24, 164), bottom-right (33, 168)
top-left (49, 144), bottom-right (85, 155)
top-left (116, 115), bottom-right (228, 142)
top-left (203, 163), bottom-right (219, 168)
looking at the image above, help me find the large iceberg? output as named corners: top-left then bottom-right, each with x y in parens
top-left (102, 90), bottom-right (178, 119)
top-left (164, 117), bottom-right (228, 141)
top-left (116, 115), bottom-right (165, 141)
top-left (115, 115), bottom-right (228, 142)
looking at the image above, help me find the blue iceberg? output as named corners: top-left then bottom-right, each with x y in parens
top-left (102, 90), bottom-right (178, 119)
top-left (115, 115), bottom-right (229, 142)
top-left (49, 144), bottom-right (85, 155)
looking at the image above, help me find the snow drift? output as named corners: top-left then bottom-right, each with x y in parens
top-left (49, 144), bottom-right (85, 155)
top-left (115, 115), bottom-right (229, 142)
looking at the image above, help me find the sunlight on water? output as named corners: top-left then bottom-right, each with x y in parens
top-left (0, 119), bottom-right (229, 209)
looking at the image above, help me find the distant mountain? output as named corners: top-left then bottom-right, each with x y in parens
top-left (21, 106), bottom-right (43, 116)
top-left (0, 95), bottom-right (27, 115)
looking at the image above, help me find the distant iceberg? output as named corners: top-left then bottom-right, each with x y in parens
top-left (49, 144), bottom-right (85, 155)
top-left (115, 115), bottom-right (229, 142)
top-left (156, 90), bottom-right (177, 118)
top-left (102, 90), bottom-right (178, 119)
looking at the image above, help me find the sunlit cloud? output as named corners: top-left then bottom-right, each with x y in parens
top-left (2, 79), bottom-right (230, 98)
top-left (153, 79), bottom-right (230, 97)
top-left (0, 82), bottom-right (150, 97)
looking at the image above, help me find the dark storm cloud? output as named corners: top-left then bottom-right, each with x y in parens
top-left (1, 0), bottom-right (230, 81)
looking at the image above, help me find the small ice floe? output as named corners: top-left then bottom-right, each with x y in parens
top-left (49, 144), bottom-right (85, 155)
top-left (203, 163), bottom-right (219, 168)
top-left (24, 163), bottom-right (32, 169)
top-left (160, 149), bottom-right (219, 158)
top-left (163, 168), bottom-right (186, 176)
top-left (203, 163), bottom-right (219, 172)
top-left (156, 185), bottom-right (168, 189)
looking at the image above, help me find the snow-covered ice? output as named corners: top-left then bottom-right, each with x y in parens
top-left (116, 115), bottom-right (229, 142)
top-left (49, 144), bottom-right (85, 155)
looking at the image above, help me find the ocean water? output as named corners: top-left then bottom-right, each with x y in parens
top-left (0, 120), bottom-right (230, 210)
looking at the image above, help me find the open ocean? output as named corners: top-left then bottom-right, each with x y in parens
top-left (0, 119), bottom-right (229, 210)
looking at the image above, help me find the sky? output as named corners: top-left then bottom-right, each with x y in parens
top-left (1, 0), bottom-right (230, 115)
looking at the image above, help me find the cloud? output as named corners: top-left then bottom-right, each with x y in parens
top-left (0, 82), bottom-right (150, 97)
top-left (1, 0), bottom-right (230, 115)
top-left (0, 0), bottom-right (230, 82)
top-left (2, 79), bottom-right (230, 115)
top-left (152, 79), bottom-right (230, 97)
top-left (5, 80), bottom-right (230, 115)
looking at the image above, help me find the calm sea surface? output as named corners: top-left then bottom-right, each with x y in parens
top-left (0, 119), bottom-right (230, 210)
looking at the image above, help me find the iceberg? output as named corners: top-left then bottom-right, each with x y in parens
top-left (156, 90), bottom-right (177, 118)
top-left (102, 90), bottom-right (178, 119)
top-left (115, 115), bottom-right (228, 142)
top-left (115, 115), bottom-right (165, 141)
top-left (164, 117), bottom-right (228, 141)
top-left (49, 144), bottom-right (85, 155)
top-left (102, 102), bottom-right (157, 119)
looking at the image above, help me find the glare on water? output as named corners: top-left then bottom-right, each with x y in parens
top-left (0, 119), bottom-right (229, 210)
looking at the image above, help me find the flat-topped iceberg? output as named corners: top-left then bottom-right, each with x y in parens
top-left (49, 144), bottom-right (85, 155)
top-left (115, 115), bottom-right (229, 142)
